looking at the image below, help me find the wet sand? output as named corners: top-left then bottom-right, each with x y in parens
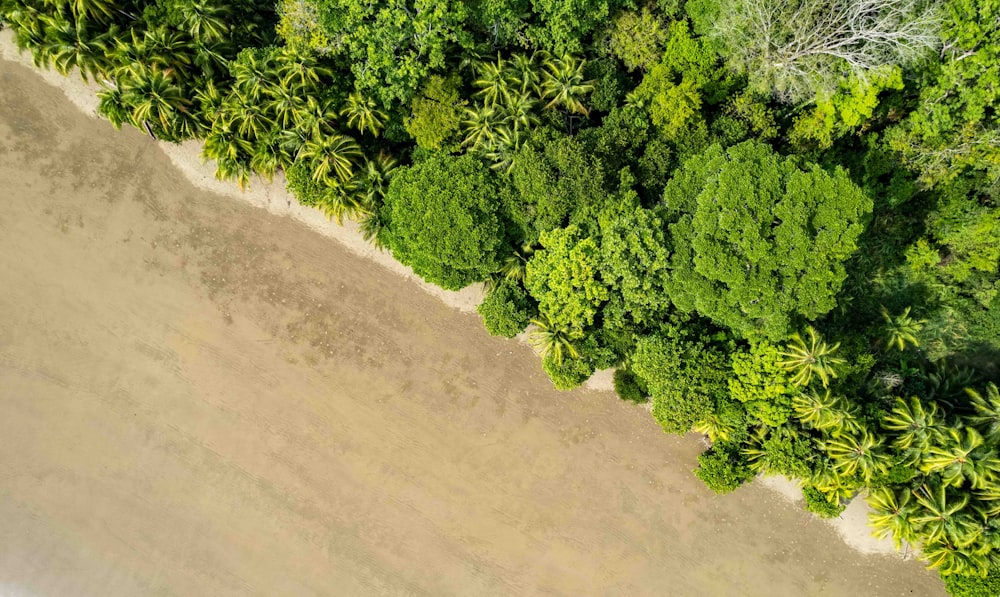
top-left (0, 59), bottom-right (945, 596)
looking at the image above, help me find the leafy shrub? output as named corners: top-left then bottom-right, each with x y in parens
top-left (694, 442), bottom-right (754, 494)
top-left (613, 368), bottom-right (648, 403)
top-left (943, 566), bottom-right (1000, 597)
top-left (542, 353), bottom-right (595, 391)
top-left (802, 485), bottom-right (846, 519)
top-left (478, 280), bottom-right (535, 338)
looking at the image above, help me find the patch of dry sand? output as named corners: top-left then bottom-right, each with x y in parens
top-left (0, 48), bottom-right (943, 596)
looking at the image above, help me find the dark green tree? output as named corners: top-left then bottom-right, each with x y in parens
top-left (383, 153), bottom-right (506, 289)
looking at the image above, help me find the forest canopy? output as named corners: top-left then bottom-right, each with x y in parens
top-left (3, 0), bottom-right (999, 592)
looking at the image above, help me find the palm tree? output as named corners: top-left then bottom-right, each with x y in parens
top-left (793, 390), bottom-right (845, 433)
top-left (882, 396), bottom-right (943, 455)
top-left (63, 0), bottom-right (116, 24)
top-left (482, 126), bottom-right (520, 173)
top-left (359, 208), bottom-right (389, 250)
top-left (293, 95), bottom-right (338, 140)
top-left (882, 306), bottom-right (925, 351)
top-left (540, 53), bottom-right (594, 115)
top-left (228, 95), bottom-right (276, 142)
top-left (473, 55), bottom-right (510, 108)
top-left (177, 0), bottom-right (231, 45)
top-left (125, 66), bottom-right (191, 133)
top-left (498, 242), bottom-right (535, 284)
top-left (276, 51), bottom-right (334, 91)
top-left (96, 83), bottom-right (130, 129)
top-left (340, 92), bottom-right (387, 137)
top-left (316, 185), bottom-right (368, 224)
top-left (824, 430), bottom-right (890, 483)
top-left (809, 464), bottom-right (856, 505)
top-left (347, 151), bottom-right (398, 207)
top-left (505, 52), bottom-right (541, 96)
top-left (266, 83), bottom-right (308, 129)
top-left (975, 486), bottom-right (1000, 518)
top-left (693, 413), bottom-right (735, 443)
top-left (195, 79), bottom-right (226, 127)
top-left (37, 12), bottom-right (114, 81)
top-left (140, 26), bottom-right (194, 75)
top-left (921, 538), bottom-right (990, 576)
top-left (868, 487), bottom-right (918, 550)
top-left (912, 483), bottom-right (982, 548)
top-left (921, 427), bottom-right (1000, 489)
top-left (462, 104), bottom-right (502, 151)
top-left (248, 132), bottom-right (292, 182)
top-left (299, 134), bottom-right (363, 185)
top-left (230, 49), bottom-right (275, 103)
top-left (503, 91), bottom-right (540, 135)
top-left (965, 383), bottom-right (1000, 444)
top-left (202, 122), bottom-right (253, 188)
top-left (111, 28), bottom-right (161, 75)
top-left (778, 326), bottom-right (846, 388)
top-left (6, 4), bottom-right (50, 60)
top-left (924, 359), bottom-right (978, 407)
top-left (528, 316), bottom-right (582, 364)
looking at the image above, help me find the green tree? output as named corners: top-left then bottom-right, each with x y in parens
top-left (632, 329), bottom-right (730, 435)
top-left (885, 0), bottom-right (1000, 186)
top-left (506, 128), bottom-right (610, 237)
top-left (311, 0), bottom-right (470, 106)
top-left (944, 568), bottom-right (1000, 597)
top-left (661, 141), bottom-right (872, 341)
top-left (524, 225), bottom-right (609, 332)
top-left (606, 8), bottom-right (666, 72)
top-left (728, 341), bottom-right (793, 426)
top-left (596, 196), bottom-right (672, 327)
top-left (525, 0), bottom-right (613, 54)
top-left (405, 75), bottom-right (466, 150)
top-left (478, 279), bottom-right (535, 338)
top-left (695, 441), bottom-right (755, 493)
top-left (382, 153), bottom-right (505, 289)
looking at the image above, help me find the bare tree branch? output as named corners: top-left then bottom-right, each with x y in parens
top-left (711, 0), bottom-right (943, 102)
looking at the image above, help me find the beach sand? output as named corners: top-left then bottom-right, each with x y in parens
top-left (0, 45), bottom-right (943, 595)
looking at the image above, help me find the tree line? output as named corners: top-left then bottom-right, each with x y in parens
top-left (2, 0), bottom-right (998, 593)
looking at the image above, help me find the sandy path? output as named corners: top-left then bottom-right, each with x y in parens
top-left (0, 59), bottom-right (944, 596)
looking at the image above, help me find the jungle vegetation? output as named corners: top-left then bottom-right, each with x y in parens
top-left (2, 0), bottom-right (999, 592)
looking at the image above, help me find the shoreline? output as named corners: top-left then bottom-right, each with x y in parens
top-left (0, 30), bottom-right (903, 561)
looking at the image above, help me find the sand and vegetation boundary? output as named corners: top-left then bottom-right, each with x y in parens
top-left (2, 0), bottom-right (999, 593)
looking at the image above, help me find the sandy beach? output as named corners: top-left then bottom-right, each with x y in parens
top-left (0, 50), bottom-right (946, 596)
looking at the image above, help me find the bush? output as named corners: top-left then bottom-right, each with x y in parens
top-left (694, 442), bottom-right (754, 494)
top-left (542, 353), bottom-right (595, 391)
top-left (943, 566), bottom-right (1000, 597)
top-left (802, 485), bottom-right (846, 519)
top-left (613, 368), bottom-right (649, 403)
top-left (383, 153), bottom-right (505, 289)
top-left (477, 280), bottom-right (535, 338)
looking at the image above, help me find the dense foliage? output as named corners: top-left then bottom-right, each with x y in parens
top-left (4, 0), bottom-right (999, 591)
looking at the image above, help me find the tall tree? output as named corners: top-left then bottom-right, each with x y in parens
top-left (382, 153), bottom-right (505, 289)
top-left (661, 141), bottom-right (872, 341)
